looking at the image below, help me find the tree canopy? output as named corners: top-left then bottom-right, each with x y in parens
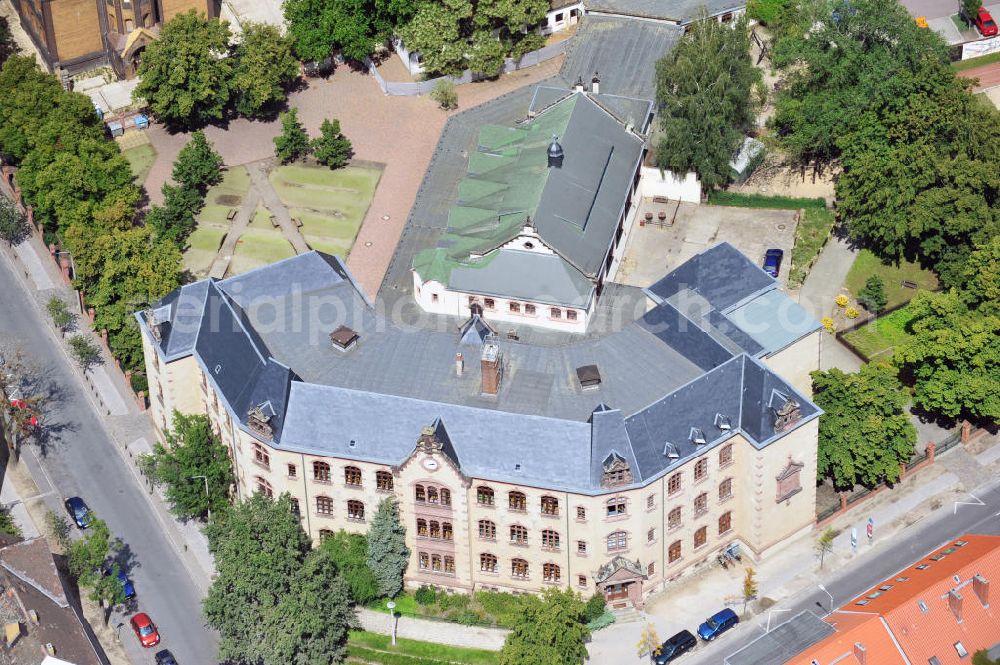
top-left (134, 11), bottom-right (234, 129)
top-left (312, 119), bottom-right (352, 169)
top-left (284, 0), bottom-right (419, 63)
top-left (894, 291), bottom-right (1000, 422)
top-left (366, 497), bottom-right (409, 598)
top-left (398, 0), bottom-right (546, 76)
top-left (142, 411), bottom-right (234, 521)
top-left (319, 530), bottom-right (379, 604)
top-left (0, 197), bottom-right (28, 246)
top-left (172, 130), bottom-right (224, 193)
top-left (232, 22), bottom-right (300, 117)
top-left (497, 589), bottom-right (590, 665)
top-left (274, 109), bottom-right (312, 163)
top-left (205, 492), bottom-right (355, 664)
top-left (653, 16), bottom-right (758, 191)
top-left (811, 363), bottom-right (917, 489)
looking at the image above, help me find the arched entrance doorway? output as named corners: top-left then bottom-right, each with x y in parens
top-left (594, 556), bottom-right (648, 610)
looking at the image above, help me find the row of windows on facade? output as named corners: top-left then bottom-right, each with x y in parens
top-left (474, 510), bottom-right (733, 554)
top-left (475, 555), bottom-right (567, 582)
top-left (467, 296), bottom-right (578, 321)
top-left (254, 478), bottom-right (367, 520)
top-left (252, 445), bottom-right (393, 490)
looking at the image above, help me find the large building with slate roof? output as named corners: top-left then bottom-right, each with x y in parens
top-left (138, 240), bottom-right (822, 607)
top-left (411, 86), bottom-right (652, 333)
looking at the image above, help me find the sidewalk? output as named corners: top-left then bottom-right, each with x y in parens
top-left (797, 235), bottom-right (861, 373)
top-left (587, 431), bottom-right (1000, 664)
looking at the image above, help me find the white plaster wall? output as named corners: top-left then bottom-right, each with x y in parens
top-left (638, 166), bottom-right (701, 203)
top-left (543, 4), bottom-right (583, 34)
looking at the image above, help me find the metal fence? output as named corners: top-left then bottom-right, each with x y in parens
top-left (367, 40), bottom-right (568, 97)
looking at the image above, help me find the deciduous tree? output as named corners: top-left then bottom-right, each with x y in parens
top-left (142, 411), bottom-right (234, 521)
top-left (134, 11), bottom-right (233, 129)
top-left (894, 291), bottom-right (1000, 422)
top-left (172, 130), bottom-right (224, 193)
top-left (0, 197), bottom-right (27, 246)
top-left (811, 363), bottom-right (917, 489)
top-left (319, 530), bottom-right (379, 604)
top-left (67, 516), bottom-right (126, 624)
top-left (366, 497), bottom-right (409, 598)
top-left (232, 22), bottom-right (300, 117)
top-left (398, 0), bottom-right (473, 76)
top-left (654, 16), bottom-right (758, 191)
top-left (312, 118), bottom-right (352, 169)
top-left (498, 589), bottom-right (590, 665)
top-left (274, 109), bottom-right (311, 164)
top-left (960, 237), bottom-right (1000, 315)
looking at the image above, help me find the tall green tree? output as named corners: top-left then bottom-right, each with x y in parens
top-left (274, 109), bottom-right (312, 163)
top-left (172, 130), bottom-right (224, 193)
top-left (285, 0), bottom-right (377, 63)
top-left (142, 411), bottom-right (234, 521)
top-left (894, 291), bottom-right (1000, 422)
top-left (366, 497), bottom-right (409, 598)
top-left (0, 197), bottom-right (27, 246)
top-left (319, 530), bottom-right (379, 604)
top-left (959, 236), bottom-right (1000, 315)
top-left (67, 517), bottom-right (127, 624)
top-left (146, 184), bottom-right (203, 245)
top-left (654, 16), bottom-right (758, 191)
top-left (134, 11), bottom-right (234, 129)
top-left (205, 493), bottom-right (354, 665)
top-left (811, 363), bottom-right (917, 489)
top-left (498, 589), bottom-right (590, 665)
top-left (232, 22), bottom-right (300, 117)
top-left (398, 0), bottom-right (472, 76)
top-left (312, 119), bottom-right (352, 169)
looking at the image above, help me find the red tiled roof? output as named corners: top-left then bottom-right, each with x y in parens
top-left (790, 534), bottom-right (1000, 665)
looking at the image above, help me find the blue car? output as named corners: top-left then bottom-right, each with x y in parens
top-left (762, 249), bottom-right (784, 278)
top-left (105, 566), bottom-right (136, 599)
top-left (64, 497), bottom-right (92, 529)
top-left (698, 608), bottom-right (739, 641)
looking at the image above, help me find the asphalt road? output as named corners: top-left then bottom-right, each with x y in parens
top-left (0, 252), bottom-right (218, 664)
top-left (683, 480), bottom-right (1000, 665)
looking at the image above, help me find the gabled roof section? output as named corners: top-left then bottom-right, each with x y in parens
top-left (413, 90), bottom-right (644, 286)
top-left (589, 406), bottom-right (639, 486)
top-left (459, 314), bottom-right (495, 347)
top-left (646, 242), bottom-right (776, 311)
top-left (0, 538), bottom-right (69, 608)
top-left (150, 280), bottom-right (210, 360)
top-left (584, 0), bottom-right (743, 24)
top-left (448, 249), bottom-right (596, 308)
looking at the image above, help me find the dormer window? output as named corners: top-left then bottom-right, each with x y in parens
top-left (771, 391), bottom-right (802, 433)
top-left (662, 442), bottom-right (679, 459)
top-left (330, 325), bottom-right (359, 351)
top-left (601, 452), bottom-right (633, 488)
top-left (247, 402), bottom-right (275, 440)
top-left (689, 428), bottom-right (706, 445)
top-left (715, 413), bottom-right (732, 431)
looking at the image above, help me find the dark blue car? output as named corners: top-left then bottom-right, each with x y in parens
top-left (64, 497), bottom-right (92, 529)
top-left (698, 608), bottom-right (739, 641)
top-left (762, 249), bottom-right (784, 278)
top-left (104, 565), bottom-right (136, 599)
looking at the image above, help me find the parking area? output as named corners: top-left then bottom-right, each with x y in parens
top-left (898, 0), bottom-right (1000, 44)
top-left (614, 199), bottom-right (798, 290)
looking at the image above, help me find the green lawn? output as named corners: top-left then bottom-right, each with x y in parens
top-left (183, 226), bottom-right (227, 277)
top-left (953, 50), bottom-right (1000, 71)
top-left (844, 249), bottom-right (938, 310)
top-left (841, 305), bottom-right (916, 360)
top-left (229, 227), bottom-right (296, 274)
top-left (348, 631), bottom-right (499, 665)
top-left (123, 144), bottom-right (156, 186)
top-left (182, 167), bottom-right (252, 277)
top-left (269, 163), bottom-right (381, 259)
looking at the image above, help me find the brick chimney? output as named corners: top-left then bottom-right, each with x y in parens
top-left (853, 642), bottom-right (867, 665)
top-left (480, 342), bottom-right (501, 396)
top-left (948, 589), bottom-right (963, 623)
top-left (973, 574), bottom-right (989, 607)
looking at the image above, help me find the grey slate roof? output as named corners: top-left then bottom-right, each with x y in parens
top-left (141, 247), bottom-right (820, 493)
top-left (448, 249), bottom-right (596, 308)
top-left (646, 242), bottom-right (776, 311)
top-left (724, 611), bottom-right (836, 665)
top-left (531, 93), bottom-right (645, 277)
top-left (560, 16), bottom-right (683, 99)
top-left (585, 0), bottom-right (745, 24)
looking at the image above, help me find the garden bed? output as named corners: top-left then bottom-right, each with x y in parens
top-left (840, 305), bottom-right (916, 361)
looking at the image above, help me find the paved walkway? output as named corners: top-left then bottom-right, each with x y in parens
top-left (246, 160), bottom-right (310, 254)
top-left (796, 235), bottom-right (862, 372)
top-left (208, 187), bottom-right (261, 279)
top-left (358, 608), bottom-right (508, 650)
top-left (958, 60), bottom-right (1000, 91)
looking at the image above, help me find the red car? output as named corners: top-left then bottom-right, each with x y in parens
top-left (975, 7), bottom-right (997, 36)
top-left (130, 613), bottom-right (160, 648)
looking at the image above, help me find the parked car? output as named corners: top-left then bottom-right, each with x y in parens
top-left (974, 7), bottom-right (997, 36)
top-left (130, 612), bottom-right (160, 648)
top-left (698, 608), bottom-right (739, 641)
top-left (63, 497), bottom-right (92, 529)
top-left (762, 249), bottom-right (784, 278)
top-left (652, 629), bottom-right (698, 663)
top-left (103, 565), bottom-right (135, 599)
top-left (154, 649), bottom-right (178, 665)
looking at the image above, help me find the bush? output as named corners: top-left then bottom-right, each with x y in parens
top-left (857, 275), bottom-right (887, 313)
top-left (474, 591), bottom-right (530, 627)
top-left (449, 609), bottom-right (483, 625)
top-left (319, 530), bottom-right (379, 604)
top-left (973, 650), bottom-right (999, 665)
top-left (68, 335), bottom-right (101, 370)
top-left (431, 80), bottom-right (458, 110)
top-left (583, 593), bottom-right (606, 622)
top-left (0, 507), bottom-right (21, 539)
top-left (586, 610), bottom-right (616, 631)
top-left (414, 585), bottom-right (437, 605)
top-left (46, 296), bottom-right (73, 331)
top-left (130, 371), bottom-right (149, 394)
top-left (437, 591), bottom-right (470, 611)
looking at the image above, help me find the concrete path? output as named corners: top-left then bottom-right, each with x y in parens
top-left (358, 608), bottom-right (508, 651)
top-left (797, 235), bottom-right (862, 372)
top-left (208, 187), bottom-right (262, 279)
top-left (246, 161), bottom-right (310, 254)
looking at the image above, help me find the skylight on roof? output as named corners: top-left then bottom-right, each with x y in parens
top-left (690, 428), bottom-right (706, 445)
top-left (663, 442), bottom-right (679, 459)
top-left (918, 600), bottom-right (929, 613)
top-left (855, 600), bottom-right (870, 606)
top-left (916, 564), bottom-right (930, 570)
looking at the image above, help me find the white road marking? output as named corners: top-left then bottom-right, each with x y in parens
top-left (953, 492), bottom-right (986, 514)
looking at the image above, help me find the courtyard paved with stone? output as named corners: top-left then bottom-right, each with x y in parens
top-left (144, 55), bottom-right (564, 297)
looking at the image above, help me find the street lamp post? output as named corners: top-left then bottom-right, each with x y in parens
top-left (818, 584), bottom-right (834, 613)
top-left (115, 622), bottom-right (124, 642)
top-left (191, 475), bottom-right (210, 522)
top-left (387, 600), bottom-right (397, 646)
